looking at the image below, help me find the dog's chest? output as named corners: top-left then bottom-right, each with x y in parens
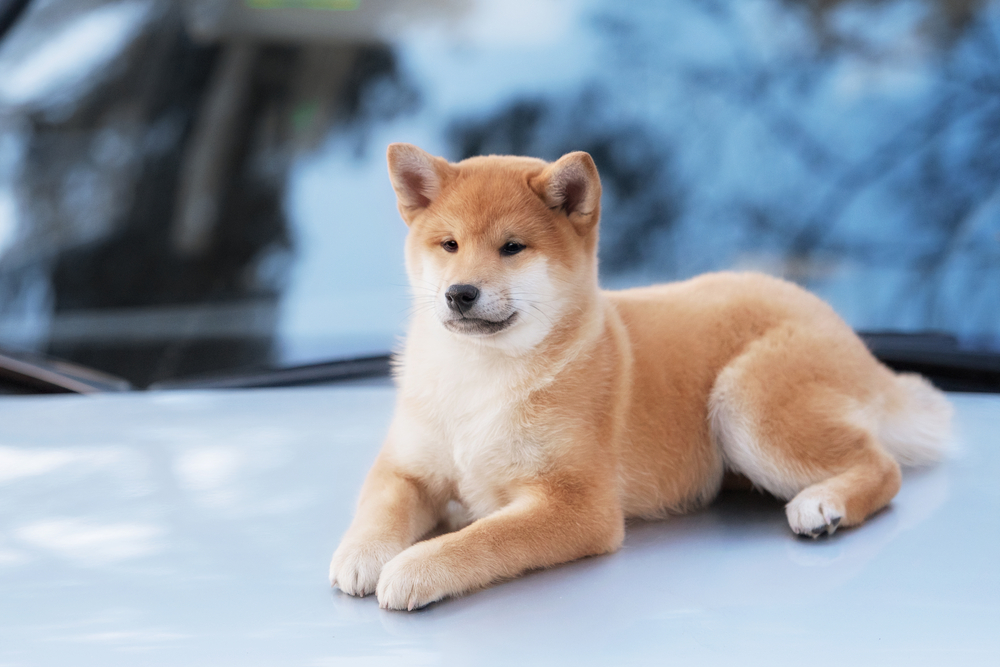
top-left (400, 359), bottom-right (547, 517)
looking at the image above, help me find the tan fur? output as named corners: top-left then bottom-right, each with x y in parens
top-left (329, 144), bottom-right (953, 610)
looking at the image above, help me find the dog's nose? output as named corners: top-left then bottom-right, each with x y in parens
top-left (445, 284), bottom-right (480, 314)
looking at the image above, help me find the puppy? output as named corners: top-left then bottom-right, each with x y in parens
top-left (329, 144), bottom-right (952, 611)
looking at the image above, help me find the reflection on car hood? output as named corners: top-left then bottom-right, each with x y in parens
top-left (0, 386), bottom-right (998, 665)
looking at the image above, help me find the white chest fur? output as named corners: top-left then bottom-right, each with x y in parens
top-left (391, 330), bottom-right (550, 519)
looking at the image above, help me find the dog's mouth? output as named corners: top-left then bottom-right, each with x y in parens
top-left (443, 312), bottom-right (518, 336)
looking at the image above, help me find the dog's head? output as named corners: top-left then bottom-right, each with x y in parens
top-left (387, 143), bottom-right (602, 352)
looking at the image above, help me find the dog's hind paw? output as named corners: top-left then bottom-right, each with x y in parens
top-left (785, 490), bottom-right (844, 539)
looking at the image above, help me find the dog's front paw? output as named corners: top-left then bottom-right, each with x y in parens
top-left (376, 542), bottom-right (452, 611)
top-left (329, 539), bottom-right (402, 597)
top-left (786, 489), bottom-right (845, 538)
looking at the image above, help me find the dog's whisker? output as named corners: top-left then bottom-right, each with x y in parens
top-left (528, 304), bottom-right (554, 325)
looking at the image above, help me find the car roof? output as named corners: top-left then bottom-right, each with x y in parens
top-left (1, 386), bottom-right (998, 666)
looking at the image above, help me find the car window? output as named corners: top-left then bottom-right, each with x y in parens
top-left (0, 0), bottom-right (997, 388)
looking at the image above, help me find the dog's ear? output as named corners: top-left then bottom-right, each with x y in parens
top-left (387, 143), bottom-right (451, 225)
top-left (530, 151), bottom-right (602, 236)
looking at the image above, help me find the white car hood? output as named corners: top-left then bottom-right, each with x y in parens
top-left (1, 386), bottom-right (997, 666)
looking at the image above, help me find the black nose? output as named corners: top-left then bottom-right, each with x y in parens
top-left (445, 284), bottom-right (480, 314)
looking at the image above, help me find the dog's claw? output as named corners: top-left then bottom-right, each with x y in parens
top-left (800, 514), bottom-right (843, 538)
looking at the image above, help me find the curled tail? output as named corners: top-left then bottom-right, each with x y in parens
top-left (879, 373), bottom-right (954, 466)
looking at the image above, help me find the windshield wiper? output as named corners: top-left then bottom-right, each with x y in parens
top-left (147, 354), bottom-right (393, 391)
top-left (859, 332), bottom-right (1000, 393)
top-left (0, 349), bottom-right (132, 394)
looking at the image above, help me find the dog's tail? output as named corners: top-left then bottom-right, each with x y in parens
top-left (879, 373), bottom-right (954, 466)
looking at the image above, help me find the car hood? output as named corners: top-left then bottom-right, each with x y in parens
top-left (1, 386), bottom-right (998, 666)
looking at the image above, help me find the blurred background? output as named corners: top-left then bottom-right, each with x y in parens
top-left (0, 0), bottom-right (997, 388)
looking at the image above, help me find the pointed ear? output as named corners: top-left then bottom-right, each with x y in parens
top-left (386, 143), bottom-right (451, 225)
top-left (530, 151), bottom-right (602, 236)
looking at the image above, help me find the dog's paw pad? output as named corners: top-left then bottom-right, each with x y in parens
top-left (803, 514), bottom-right (841, 538)
top-left (786, 491), bottom-right (845, 539)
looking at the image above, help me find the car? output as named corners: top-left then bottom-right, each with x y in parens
top-left (1, 0), bottom-right (998, 664)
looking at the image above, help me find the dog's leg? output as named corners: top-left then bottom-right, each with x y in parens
top-left (784, 446), bottom-right (900, 536)
top-left (376, 479), bottom-right (624, 610)
top-left (709, 324), bottom-right (906, 536)
top-left (330, 454), bottom-right (442, 597)
top-left (717, 384), bottom-right (901, 536)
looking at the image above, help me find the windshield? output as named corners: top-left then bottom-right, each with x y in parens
top-left (0, 0), bottom-right (997, 388)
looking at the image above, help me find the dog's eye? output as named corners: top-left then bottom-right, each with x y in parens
top-left (500, 241), bottom-right (526, 256)
top-left (441, 240), bottom-right (458, 253)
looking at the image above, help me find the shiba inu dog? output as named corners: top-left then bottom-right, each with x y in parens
top-left (329, 144), bottom-right (952, 611)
